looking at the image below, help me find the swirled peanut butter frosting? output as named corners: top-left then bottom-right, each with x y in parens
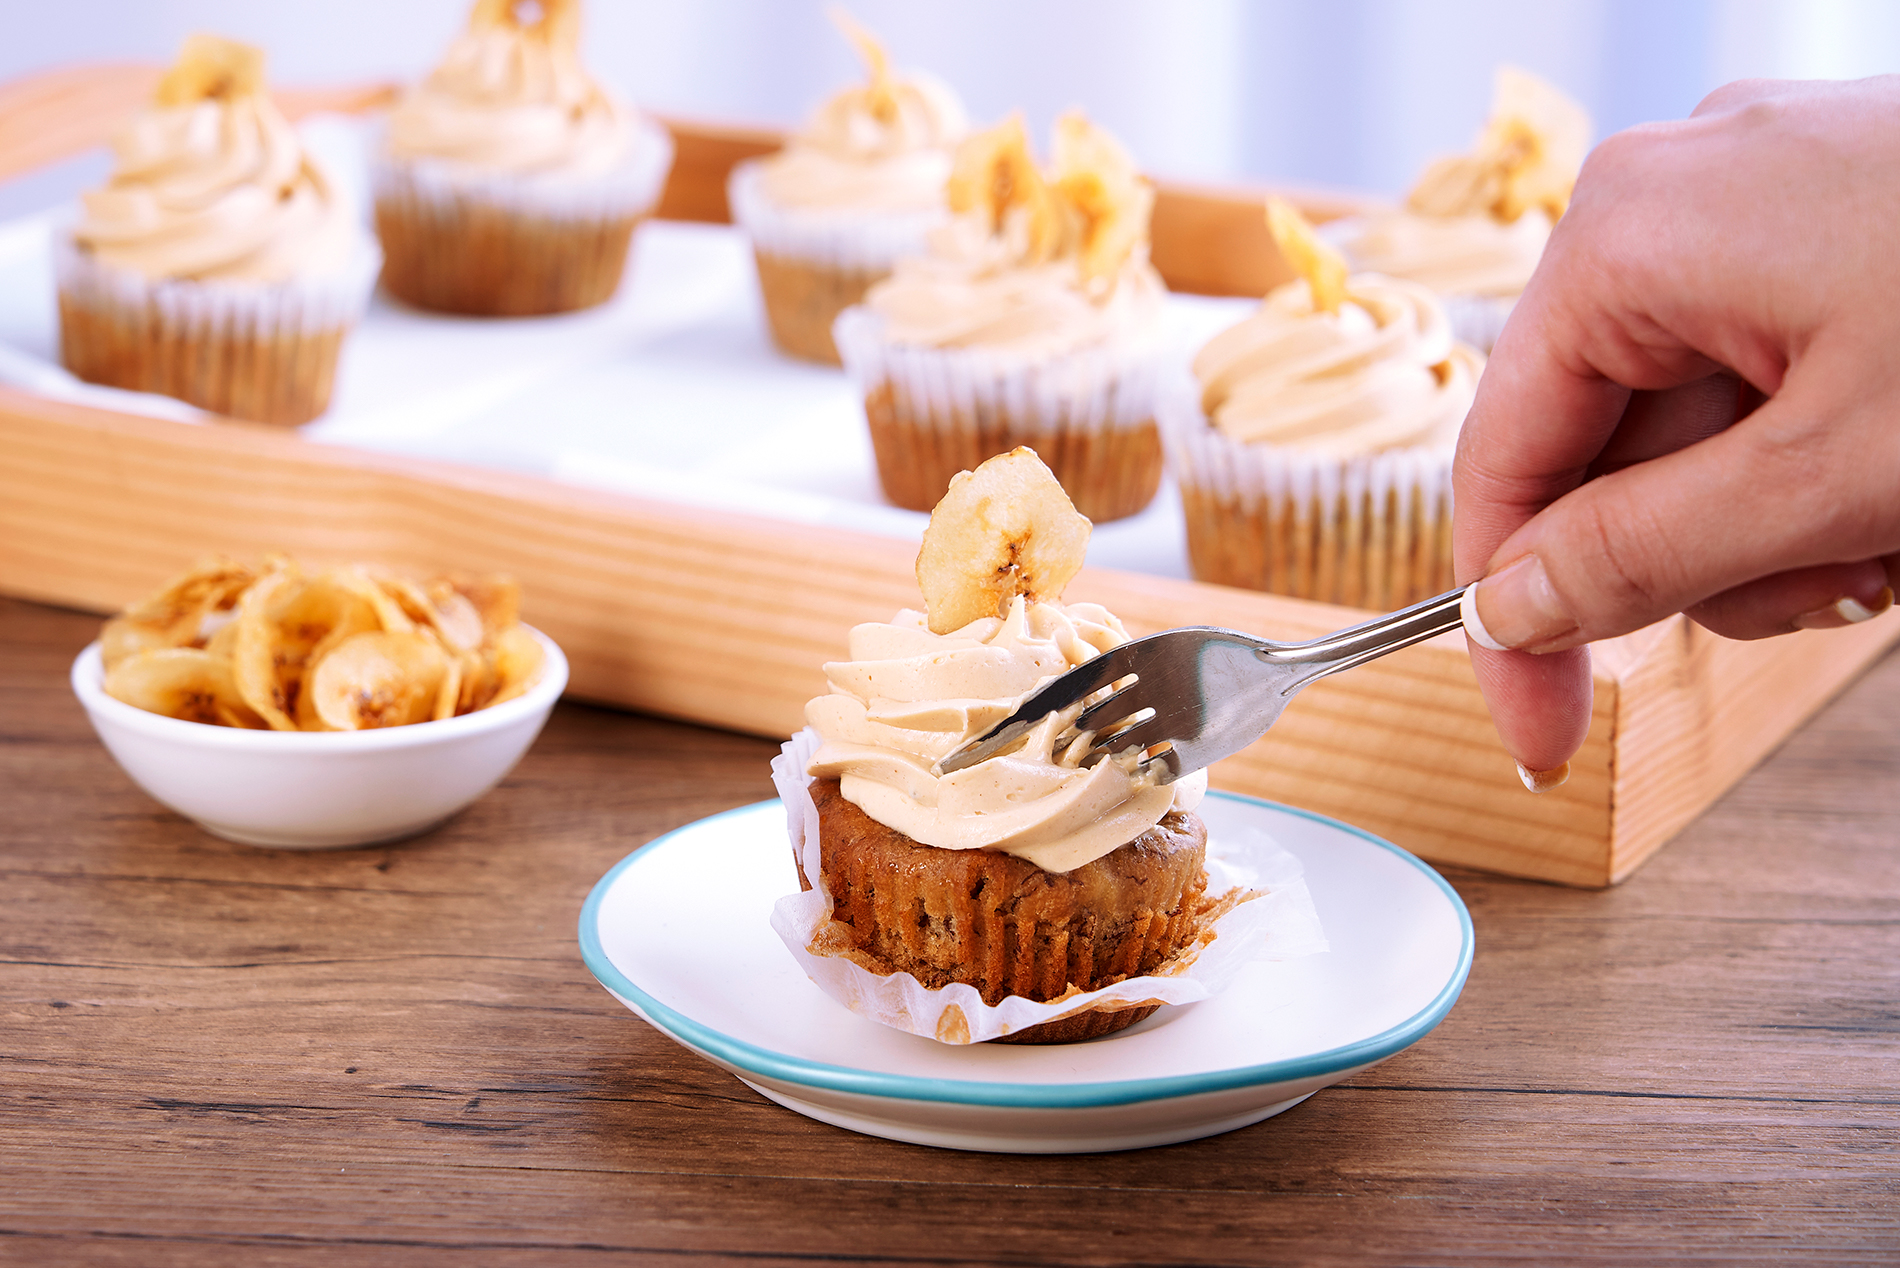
top-left (863, 112), bottom-right (1164, 356)
top-left (756, 14), bottom-right (966, 213)
top-left (386, 0), bottom-right (634, 177)
top-left (1194, 274), bottom-right (1482, 456)
top-left (805, 597), bottom-right (1206, 874)
top-left (72, 35), bottom-right (356, 282)
top-left (1336, 67), bottom-right (1588, 298)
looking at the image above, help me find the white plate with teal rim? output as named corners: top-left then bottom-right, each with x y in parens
top-left (579, 791), bottom-right (1473, 1154)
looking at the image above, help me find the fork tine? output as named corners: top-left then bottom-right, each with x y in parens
top-left (1088, 711), bottom-right (1173, 760)
top-left (1073, 676), bottom-right (1152, 734)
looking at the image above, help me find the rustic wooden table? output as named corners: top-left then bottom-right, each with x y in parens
top-left (4, 592), bottom-right (1897, 1266)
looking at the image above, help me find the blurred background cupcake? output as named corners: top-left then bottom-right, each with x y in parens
top-left (833, 111), bottom-right (1166, 523)
top-left (373, 0), bottom-right (673, 317)
top-left (728, 10), bottom-right (967, 365)
top-left (1166, 200), bottom-right (1481, 609)
top-left (55, 34), bottom-right (380, 427)
top-left (1323, 67), bottom-right (1589, 352)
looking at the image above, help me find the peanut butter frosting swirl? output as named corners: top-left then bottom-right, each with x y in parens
top-left (1194, 275), bottom-right (1482, 456)
top-left (805, 597), bottom-right (1205, 874)
top-left (386, 0), bottom-right (634, 178)
top-left (72, 37), bottom-right (355, 283)
top-left (1332, 209), bottom-right (1551, 298)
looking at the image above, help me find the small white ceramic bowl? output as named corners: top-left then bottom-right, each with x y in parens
top-left (70, 627), bottom-right (569, 850)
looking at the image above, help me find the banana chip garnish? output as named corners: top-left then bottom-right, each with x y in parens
top-left (1406, 66), bottom-right (1590, 223)
top-left (828, 6), bottom-right (901, 127)
top-left (99, 556), bottom-right (543, 731)
top-left (948, 114), bottom-right (1062, 262)
top-left (916, 448), bottom-right (1091, 635)
top-left (469, 0), bottom-right (582, 46)
top-left (1265, 197), bottom-right (1349, 316)
top-left (153, 34), bottom-right (267, 108)
top-left (1052, 111), bottom-right (1154, 292)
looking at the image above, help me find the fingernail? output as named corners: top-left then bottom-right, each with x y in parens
top-left (1516, 761), bottom-right (1570, 794)
top-left (1792, 586), bottom-right (1894, 631)
top-left (1464, 555), bottom-right (1578, 651)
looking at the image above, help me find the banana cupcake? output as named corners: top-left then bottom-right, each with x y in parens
top-left (56, 35), bottom-right (380, 426)
top-left (374, 0), bottom-right (674, 316)
top-left (1167, 201), bottom-right (1482, 609)
top-left (1326, 67), bottom-right (1589, 351)
top-left (727, 11), bottom-right (967, 364)
top-left (765, 450), bottom-right (1314, 1047)
top-left (833, 112), bottom-right (1167, 523)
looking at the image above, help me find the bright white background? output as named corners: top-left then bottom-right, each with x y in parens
top-left (4, 0), bottom-right (1898, 215)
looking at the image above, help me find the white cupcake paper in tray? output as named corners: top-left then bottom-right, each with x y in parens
top-left (768, 729), bottom-right (1328, 1045)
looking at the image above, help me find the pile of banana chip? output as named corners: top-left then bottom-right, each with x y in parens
top-left (100, 557), bottom-right (544, 731)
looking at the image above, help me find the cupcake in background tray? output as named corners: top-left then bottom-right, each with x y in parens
top-left (375, 0), bottom-right (674, 317)
top-left (833, 112), bottom-right (1167, 523)
top-left (1324, 67), bottom-right (1589, 352)
top-left (54, 35), bottom-right (381, 427)
top-left (728, 9), bottom-right (968, 365)
top-left (1166, 200), bottom-right (1482, 610)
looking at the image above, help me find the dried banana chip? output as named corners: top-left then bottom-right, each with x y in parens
top-left (231, 569), bottom-right (302, 732)
top-left (829, 6), bottom-right (900, 125)
top-left (104, 648), bottom-right (265, 729)
top-left (916, 448), bottom-right (1091, 635)
top-left (948, 115), bottom-right (1062, 262)
top-left (486, 627), bottom-right (546, 706)
top-left (1051, 111), bottom-right (1153, 289)
top-left (307, 631), bottom-right (452, 731)
top-left (1406, 66), bottom-right (1590, 223)
top-left (1266, 197), bottom-right (1349, 316)
top-left (100, 558), bottom-right (254, 671)
top-left (153, 34), bottom-right (266, 107)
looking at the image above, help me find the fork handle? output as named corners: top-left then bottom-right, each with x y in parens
top-left (1261, 586), bottom-right (1470, 685)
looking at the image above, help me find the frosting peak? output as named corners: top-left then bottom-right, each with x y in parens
top-left (386, 0), bottom-right (634, 177)
top-left (1194, 274), bottom-right (1481, 455)
top-left (72, 37), bottom-right (354, 282)
top-left (805, 597), bottom-right (1205, 873)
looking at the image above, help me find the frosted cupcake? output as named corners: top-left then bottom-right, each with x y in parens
top-left (1167, 201), bottom-right (1482, 610)
top-left (55, 35), bottom-right (380, 426)
top-left (833, 112), bottom-right (1166, 523)
top-left (1326, 67), bottom-right (1589, 351)
top-left (727, 11), bottom-right (967, 364)
top-left (374, 0), bottom-right (674, 316)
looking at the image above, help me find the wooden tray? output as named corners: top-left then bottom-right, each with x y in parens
top-left (4, 65), bottom-right (1894, 887)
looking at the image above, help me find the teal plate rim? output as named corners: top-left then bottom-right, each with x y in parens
top-left (577, 790), bottom-right (1474, 1110)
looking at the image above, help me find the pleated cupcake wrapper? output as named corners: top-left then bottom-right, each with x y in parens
top-left (1162, 391), bottom-right (1458, 610)
top-left (834, 305), bottom-right (1163, 432)
top-left (727, 160), bottom-right (947, 272)
top-left (769, 729), bottom-right (1328, 1046)
top-left (54, 232), bottom-right (381, 425)
top-left (370, 116), bottom-right (675, 224)
top-left (1439, 292), bottom-right (1516, 353)
top-left (54, 232), bottom-right (382, 338)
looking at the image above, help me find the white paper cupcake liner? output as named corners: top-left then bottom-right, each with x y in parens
top-left (769, 729), bottom-right (1328, 1046)
top-left (371, 115), bottom-right (675, 224)
top-left (727, 159), bottom-right (947, 272)
top-left (53, 230), bottom-right (383, 337)
top-left (1162, 387), bottom-right (1457, 610)
top-left (1439, 292), bottom-right (1516, 352)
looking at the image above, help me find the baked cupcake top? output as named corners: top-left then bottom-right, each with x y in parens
top-left (1194, 201), bottom-right (1481, 456)
top-left (863, 112), bottom-right (1165, 357)
top-left (1334, 67), bottom-right (1589, 298)
top-left (70, 35), bottom-right (356, 283)
top-left (386, 0), bottom-right (635, 178)
top-left (754, 12), bottom-right (966, 214)
top-left (805, 450), bottom-right (1204, 874)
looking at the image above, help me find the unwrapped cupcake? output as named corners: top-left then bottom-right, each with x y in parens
top-left (833, 112), bottom-right (1168, 523)
top-left (1325, 67), bottom-right (1589, 351)
top-left (375, 0), bottom-right (674, 316)
top-left (55, 35), bottom-right (380, 426)
top-left (771, 449), bottom-right (1325, 1045)
top-left (1166, 200), bottom-right (1482, 610)
top-left (727, 11), bottom-right (967, 364)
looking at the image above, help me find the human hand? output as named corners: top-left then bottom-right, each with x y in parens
top-left (1453, 76), bottom-right (1900, 783)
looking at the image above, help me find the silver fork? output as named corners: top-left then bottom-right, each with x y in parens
top-left (937, 586), bottom-right (1471, 784)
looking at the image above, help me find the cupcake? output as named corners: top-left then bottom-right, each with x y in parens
top-left (1325, 66), bottom-right (1589, 351)
top-left (1167, 200), bottom-right (1482, 610)
top-left (772, 450), bottom-right (1240, 1045)
top-left (55, 35), bottom-right (380, 426)
top-left (374, 0), bottom-right (674, 316)
top-left (727, 11), bottom-right (967, 364)
top-left (833, 111), bottom-right (1168, 523)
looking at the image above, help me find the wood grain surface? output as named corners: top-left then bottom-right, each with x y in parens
top-left (4, 593), bottom-right (1897, 1266)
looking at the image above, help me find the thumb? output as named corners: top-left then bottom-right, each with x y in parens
top-left (1461, 371), bottom-right (1882, 653)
